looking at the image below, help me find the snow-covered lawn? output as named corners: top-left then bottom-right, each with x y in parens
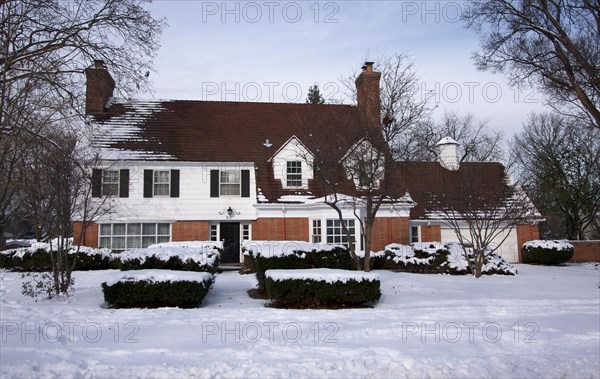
top-left (1, 264), bottom-right (598, 378)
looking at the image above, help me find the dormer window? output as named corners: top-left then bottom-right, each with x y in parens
top-left (270, 136), bottom-right (313, 190)
top-left (286, 161), bottom-right (302, 187)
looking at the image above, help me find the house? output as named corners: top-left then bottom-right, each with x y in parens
top-left (74, 61), bottom-right (539, 263)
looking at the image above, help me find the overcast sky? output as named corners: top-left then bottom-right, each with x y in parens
top-left (143, 1), bottom-right (547, 137)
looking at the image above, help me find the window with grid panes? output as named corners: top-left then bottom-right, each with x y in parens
top-left (220, 170), bottom-right (241, 196)
top-left (153, 170), bottom-right (170, 196)
top-left (326, 219), bottom-right (355, 247)
top-left (98, 223), bottom-right (170, 251)
top-left (286, 161), bottom-right (302, 187)
top-left (102, 170), bottom-right (119, 196)
top-left (312, 219), bottom-right (321, 243)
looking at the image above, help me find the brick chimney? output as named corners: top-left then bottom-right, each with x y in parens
top-left (85, 60), bottom-right (115, 115)
top-left (355, 61), bottom-right (381, 127)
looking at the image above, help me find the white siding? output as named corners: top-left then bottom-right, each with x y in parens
top-left (92, 161), bottom-right (258, 222)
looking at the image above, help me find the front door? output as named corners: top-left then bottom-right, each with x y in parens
top-left (220, 222), bottom-right (240, 263)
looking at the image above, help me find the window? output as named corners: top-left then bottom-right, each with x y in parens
top-left (144, 169), bottom-right (179, 198)
top-left (101, 170), bottom-right (119, 196)
top-left (411, 226), bottom-right (420, 243)
top-left (242, 224), bottom-right (250, 240)
top-left (220, 170), bottom-right (241, 196)
top-left (99, 223), bottom-right (171, 252)
top-left (312, 219), bottom-right (322, 243)
top-left (326, 219), bottom-right (355, 247)
top-left (210, 224), bottom-right (218, 242)
top-left (153, 170), bottom-right (170, 196)
top-left (93, 169), bottom-right (128, 198)
top-left (210, 169), bottom-right (249, 198)
top-left (286, 161), bottom-right (302, 187)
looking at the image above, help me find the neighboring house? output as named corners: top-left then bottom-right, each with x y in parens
top-left (74, 61), bottom-right (539, 263)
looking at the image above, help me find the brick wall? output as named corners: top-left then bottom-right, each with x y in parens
top-left (73, 222), bottom-right (99, 247)
top-left (252, 218), bottom-right (309, 241)
top-left (420, 225), bottom-right (441, 242)
top-left (569, 241), bottom-right (600, 262)
top-left (371, 217), bottom-right (409, 251)
top-left (517, 224), bottom-right (540, 262)
top-left (171, 221), bottom-right (209, 242)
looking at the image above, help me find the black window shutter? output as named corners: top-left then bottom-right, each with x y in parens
top-left (92, 169), bottom-right (102, 197)
top-left (119, 169), bottom-right (129, 198)
top-left (210, 170), bottom-right (219, 198)
top-left (241, 170), bottom-right (250, 198)
top-left (170, 169), bottom-right (180, 198)
top-left (143, 170), bottom-right (153, 198)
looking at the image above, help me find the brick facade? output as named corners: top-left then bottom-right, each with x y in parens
top-left (73, 221), bottom-right (99, 247)
top-left (171, 221), bottom-right (209, 242)
top-left (420, 225), bottom-right (441, 242)
top-left (517, 224), bottom-right (540, 262)
top-left (371, 217), bottom-right (410, 251)
top-left (252, 218), bottom-right (309, 241)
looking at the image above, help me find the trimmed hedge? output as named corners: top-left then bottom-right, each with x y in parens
top-left (102, 272), bottom-right (214, 309)
top-left (119, 253), bottom-right (219, 274)
top-left (251, 247), bottom-right (353, 291)
top-left (368, 243), bottom-right (516, 276)
top-left (0, 249), bottom-right (117, 272)
top-left (265, 269), bottom-right (380, 308)
top-left (522, 240), bottom-right (574, 265)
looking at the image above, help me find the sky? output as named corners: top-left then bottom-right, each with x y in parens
top-left (142, 0), bottom-right (547, 138)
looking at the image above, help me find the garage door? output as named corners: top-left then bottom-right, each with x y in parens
top-left (440, 226), bottom-right (519, 263)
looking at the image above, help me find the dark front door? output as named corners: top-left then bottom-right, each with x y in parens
top-left (220, 222), bottom-right (240, 263)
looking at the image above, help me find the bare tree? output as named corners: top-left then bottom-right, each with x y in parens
top-left (511, 112), bottom-right (600, 239)
top-left (408, 110), bottom-right (505, 162)
top-left (462, 0), bottom-right (600, 129)
top-left (0, 0), bottom-right (164, 246)
top-left (430, 166), bottom-right (537, 277)
top-left (17, 126), bottom-right (111, 295)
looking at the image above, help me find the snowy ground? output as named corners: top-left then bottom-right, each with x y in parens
top-left (1, 264), bottom-right (598, 378)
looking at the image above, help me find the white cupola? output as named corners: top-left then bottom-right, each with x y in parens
top-left (436, 137), bottom-right (459, 170)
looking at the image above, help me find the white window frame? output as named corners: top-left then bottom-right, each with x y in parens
top-left (311, 219), bottom-right (322, 243)
top-left (153, 170), bottom-right (170, 196)
top-left (286, 161), bottom-right (302, 187)
top-left (325, 219), bottom-right (356, 248)
top-left (220, 170), bottom-right (241, 196)
top-left (101, 169), bottom-right (119, 196)
top-left (99, 222), bottom-right (171, 252)
top-left (410, 225), bottom-right (420, 243)
top-left (210, 224), bottom-right (218, 242)
top-left (242, 224), bottom-right (251, 241)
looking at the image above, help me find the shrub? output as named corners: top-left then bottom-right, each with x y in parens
top-left (102, 270), bottom-right (214, 309)
top-left (0, 248), bottom-right (116, 272)
top-left (243, 241), bottom-right (353, 291)
top-left (368, 243), bottom-right (516, 276)
top-left (264, 268), bottom-right (381, 308)
top-left (522, 240), bottom-right (575, 265)
top-left (118, 247), bottom-right (220, 273)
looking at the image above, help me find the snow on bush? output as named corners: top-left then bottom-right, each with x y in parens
top-left (367, 242), bottom-right (516, 275)
top-left (266, 268), bottom-right (379, 284)
top-left (119, 245), bottom-right (220, 273)
top-left (0, 239), bottom-right (115, 271)
top-left (264, 268), bottom-right (381, 308)
top-left (102, 269), bottom-right (214, 309)
top-left (522, 240), bottom-right (575, 265)
top-left (242, 240), bottom-right (342, 258)
top-left (523, 240), bottom-right (574, 251)
top-left (244, 241), bottom-right (353, 290)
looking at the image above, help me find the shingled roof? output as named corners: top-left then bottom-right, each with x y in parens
top-left (90, 98), bottom-right (373, 203)
top-left (394, 161), bottom-right (515, 219)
